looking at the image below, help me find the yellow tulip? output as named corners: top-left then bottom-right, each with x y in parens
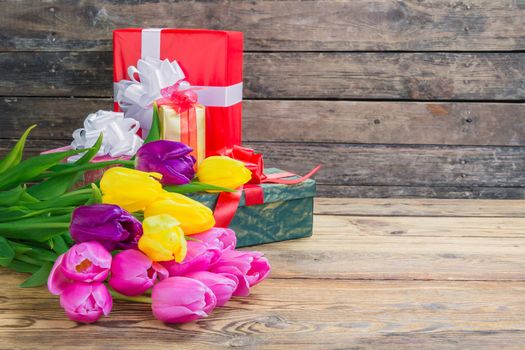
top-left (144, 192), bottom-right (215, 235)
top-left (138, 214), bottom-right (187, 262)
top-left (196, 156), bottom-right (252, 190)
top-left (100, 167), bottom-right (164, 213)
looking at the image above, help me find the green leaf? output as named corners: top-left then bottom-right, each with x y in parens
top-left (84, 183), bottom-right (103, 205)
top-left (0, 186), bottom-right (25, 206)
top-left (20, 262), bottom-right (53, 288)
top-left (31, 159), bottom-right (134, 182)
top-left (10, 241), bottom-right (58, 262)
top-left (27, 134), bottom-right (106, 201)
top-left (61, 232), bottom-right (74, 246)
top-left (7, 259), bottom-right (40, 273)
top-left (26, 135), bottom-right (102, 200)
top-left (0, 236), bottom-right (15, 267)
top-left (0, 148), bottom-right (87, 191)
top-left (51, 235), bottom-right (69, 255)
top-left (75, 133), bottom-right (103, 165)
top-left (144, 102), bottom-right (161, 144)
top-left (165, 181), bottom-right (236, 194)
top-left (0, 125), bottom-right (36, 173)
top-left (0, 206), bottom-right (74, 223)
top-left (0, 215), bottom-right (71, 241)
top-left (25, 188), bottom-right (92, 210)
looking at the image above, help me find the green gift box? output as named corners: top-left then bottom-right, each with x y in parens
top-left (190, 168), bottom-right (316, 247)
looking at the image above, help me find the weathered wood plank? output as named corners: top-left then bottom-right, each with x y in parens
top-left (314, 215), bottom-right (525, 237)
top-left (0, 52), bottom-right (524, 100)
top-left (315, 184), bottom-right (525, 200)
top-left (1, 0), bottom-right (524, 52)
top-left (1, 270), bottom-right (525, 349)
top-left (314, 198), bottom-right (525, 217)
top-left (248, 142), bottom-right (525, 188)
top-left (0, 139), bottom-right (524, 189)
top-left (2, 98), bottom-right (525, 146)
top-left (263, 221), bottom-right (525, 281)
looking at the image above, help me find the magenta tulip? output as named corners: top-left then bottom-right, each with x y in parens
top-left (191, 227), bottom-right (237, 251)
top-left (135, 140), bottom-right (196, 185)
top-left (70, 204), bottom-right (143, 251)
top-left (162, 240), bottom-right (221, 276)
top-left (209, 250), bottom-right (271, 297)
top-left (151, 277), bottom-right (217, 323)
top-left (59, 282), bottom-right (112, 323)
top-left (185, 271), bottom-right (238, 306)
top-left (109, 249), bottom-right (169, 296)
top-left (48, 242), bottom-right (112, 295)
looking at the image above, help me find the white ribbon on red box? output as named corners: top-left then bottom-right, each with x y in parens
top-left (114, 28), bottom-right (243, 132)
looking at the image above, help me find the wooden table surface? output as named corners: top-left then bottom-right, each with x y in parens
top-left (1, 198), bottom-right (525, 349)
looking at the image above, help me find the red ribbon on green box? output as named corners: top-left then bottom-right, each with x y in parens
top-left (213, 146), bottom-right (321, 228)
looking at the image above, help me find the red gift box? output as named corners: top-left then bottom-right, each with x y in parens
top-left (113, 28), bottom-right (243, 157)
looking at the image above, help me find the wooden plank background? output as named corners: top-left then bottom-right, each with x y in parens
top-left (0, 0), bottom-right (524, 198)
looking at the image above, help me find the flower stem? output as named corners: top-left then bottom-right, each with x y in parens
top-left (109, 288), bottom-right (152, 304)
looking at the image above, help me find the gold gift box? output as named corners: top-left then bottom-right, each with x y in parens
top-left (158, 104), bottom-right (206, 167)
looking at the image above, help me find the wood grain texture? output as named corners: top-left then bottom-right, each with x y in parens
top-left (2, 198), bottom-right (525, 349)
top-left (1, 51), bottom-right (524, 100)
top-left (315, 184), bottom-right (525, 200)
top-left (0, 138), bottom-right (523, 195)
top-left (1, 275), bottom-right (525, 349)
top-left (249, 142), bottom-right (525, 187)
top-left (2, 98), bottom-right (525, 146)
top-left (1, 0), bottom-right (524, 52)
top-left (314, 197), bottom-right (525, 217)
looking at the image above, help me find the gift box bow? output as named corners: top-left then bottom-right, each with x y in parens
top-left (213, 146), bottom-right (321, 227)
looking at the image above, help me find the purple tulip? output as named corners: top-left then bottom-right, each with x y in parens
top-left (191, 227), bottom-right (237, 251)
top-left (185, 271), bottom-right (238, 307)
top-left (70, 204), bottom-right (143, 251)
top-left (162, 240), bottom-right (221, 276)
top-left (151, 277), bottom-right (216, 323)
top-left (48, 242), bottom-right (112, 295)
top-left (209, 250), bottom-right (271, 297)
top-left (135, 140), bottom-right (196, 185)
top-left (60, 282), bottom-right (112, 323)
top-left (109, 249), bottom-right (169, 296)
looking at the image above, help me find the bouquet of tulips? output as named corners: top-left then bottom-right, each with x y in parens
top-left (0, 108), bottom-right (271, 323)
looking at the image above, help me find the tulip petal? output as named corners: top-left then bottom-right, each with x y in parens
top-left (47, 253), bottom-right (69, 295)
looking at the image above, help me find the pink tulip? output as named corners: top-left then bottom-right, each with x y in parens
top-left (209, 250), bottom-right (271, 297)
top-left (48, 241), bottom-right (112, 295)
top-left (109, 249), bottom-right (169, 296)
top-left (151, 277), bottom-right (217, 323)
top-left (162, 241), bottom-right (221, 276)
top-left (59, 282), bottom-right (112, 323)
top-left (191, 227), bottom-right (237, 251)
top-left (185, 271), bottom-right (238, 306)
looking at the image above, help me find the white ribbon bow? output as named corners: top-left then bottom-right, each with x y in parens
top-left (115, 57), bottom-right (190, 133)
top-left (69, 110), bottom-right (144, 162)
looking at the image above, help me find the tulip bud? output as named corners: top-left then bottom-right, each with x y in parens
top-left (60, 282), bottom-right (112, 323)
top-left (185, 271), bottom-right (237, 306)
top-left (70, 204), bottom-right (143, 251)
top-left (135, 140), bottom-right (196, 185)
top-left (138, 214), bottom-right (187, 262)
top-left (209, 250), bottom-right (271, 297)
top-left (196, 156), bottom-right (252, 190)
top-left (191, 227), bottom-right (237, 251)
top-left (109, 249), bottom-right (169, 296)
top-left (151, 277), bottom-right (216, 323)
top-left (101, 167), bottom-right (164, 213)
top-left (48, 242), bottom-right (112, 296)
top-left (161, 240), bottom-right (221, 276)
top-left (144, 192), bottom-right (215, 235)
